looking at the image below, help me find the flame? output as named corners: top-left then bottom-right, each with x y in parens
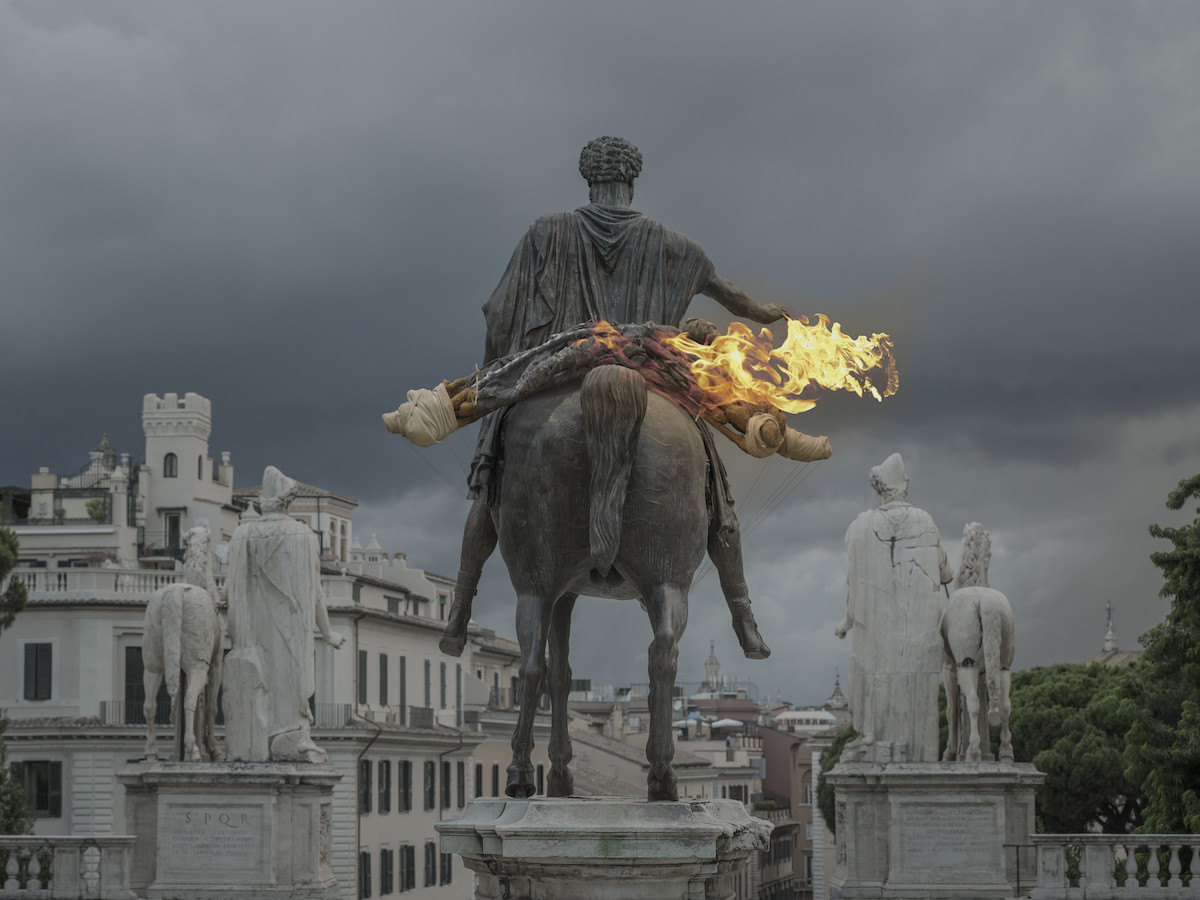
top-left (660, 315), bottom-right (898, 415)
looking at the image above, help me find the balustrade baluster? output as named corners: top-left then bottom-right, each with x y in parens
top-left (27, 848), bottom-right (41, 890)
top-left (1168, 842), bottom-right (1183, 888)
top-left (1125, 844), bottom-right (1139, 890)
top-left (4, 850), bottom-right (19, 891)
top-left (1147, 844), bottom-right (1161, 887)
top-left (1190, 840), bottom-right (1199, 884)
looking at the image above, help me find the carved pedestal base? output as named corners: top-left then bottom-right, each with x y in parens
top-left (826, 761), bottom-right (1043, 900)
top-left (118, 761), bottom-right (340, 900)
top-left (436, 797), bottom-right (772, 900)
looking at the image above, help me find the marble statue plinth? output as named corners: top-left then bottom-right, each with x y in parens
top-left (826, 761), bottom-right (1044, 900)
top-left (118, 761), bottom-right (340, 900)
top-left (436, 797), bottom-right (772, 900)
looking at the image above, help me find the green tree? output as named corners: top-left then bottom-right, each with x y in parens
top-left (0, 527), bottom-right (32, 834)
top-left (1124, 473), bottom-right (1200, 833)
top-left (816, 725), bottom-right (856, 834)
top-left (1008, 663), bottom-right (1142, 833)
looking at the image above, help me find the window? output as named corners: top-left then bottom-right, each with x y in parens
top-left (439, 851), bottom-right (453, 886)
top-left (23, 643), bottom-right (52, 701)
top-left (358, 650), bottom-right (368, 706)
top-left (455, 663), bottom-right (462, 726)
top-left (424, 842), bottom-right (436, 887)
top-left (475, 763), bottom-right (483, 800)
top-left (359, 759), bottom-right (372, 814)
top-left (399, 760), bottom-right (412, 812)
top-left (358, 851), bottom-right (371, 898)
top-left (441, 760), bottom-right (451, 809)
top-left (163, 452), bottom-right (177, 478)
top-left (12, 761), bottom-right (62, 818)
top-left (379, 760), bottom-right (392, 813)
top-left (457, 761), bottom-right (466, 808)
top-left (165, 513), bottom-right (181, 553)
top-left (439, 662), bottom-right (446, 709)
top-left (423, 761), bottom-right (436, 810)
top-left (536, 763), bottom-right (544, 796)
top-left (437, 592), bottom-right (448, 620)
top-left (398, 656), bottom-right (407, 725)
top-left (491, 763), bottom-right (500, 797)
top-left (123, 646), bottom-right (170, 724)
top-left (197, 455), bottom-right (204, 479)
top-left (399, 844), bottom-right (415, 892)
top-left (423, 660), bottom-right (431, 708)
top-left (379, 655), bottom-right (388, 706)
top-left (380, 848), bottom-right (394, 895)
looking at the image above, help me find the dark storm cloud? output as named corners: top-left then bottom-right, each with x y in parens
top-left (3, 1), bottom-right (1200, 702)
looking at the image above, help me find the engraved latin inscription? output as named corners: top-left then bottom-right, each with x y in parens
top-left (899, 804), bottom-right (997, 869)
top-left (164, 804), bottom-right (266, 878)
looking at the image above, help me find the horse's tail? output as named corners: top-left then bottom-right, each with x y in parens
top-left (981, 592), bottom-right (1004, 726)
top-left (160, 586), bottom-right (185, 701)
top-left (581, 366), bottom-right (648, 576)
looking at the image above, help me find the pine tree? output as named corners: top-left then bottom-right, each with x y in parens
top-left (1124, 474), bottom-right (1200, 833)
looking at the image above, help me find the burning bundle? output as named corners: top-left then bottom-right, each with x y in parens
top-left (382, 317), bottom-right (898, 462)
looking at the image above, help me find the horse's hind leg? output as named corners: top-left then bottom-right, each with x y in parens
top-left (644, 583), bottom-right (689, 802)
top-left (960, 663), bottom-right (983, 762)
top-left (507, 593), bottom-right (552, 798)
top-left (546, 593), bottom-right (577, 798)
top-left (143, 668), bottom-right (163, 760)
top-left (182, 662), bottom-right (210, 761)
top-left (997, 668), bottom-right (1014, 761)
top-left (204, 629), bottom-right (225, 761)
top-left (942, 661), bottom-right (959, 762)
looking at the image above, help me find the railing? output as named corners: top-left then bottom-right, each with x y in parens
top-left (312, 702), bottom-right (352, 728)
top-left (753, 806), bottom-right (793, 824)
top-left (408, 706), bottom-right (435, 729)
top-left (99, 699), bottom-right (172, 726)
top-left (4, 568), bottom-right (227, 601)
top-left (489, 687), bottom-right (513, 708)
top-left (1032, 835), bottom-right (1200, 898)
top-left (0, 836), bottom-right (135, 899)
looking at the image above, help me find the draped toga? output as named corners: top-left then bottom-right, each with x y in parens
top-left (470, 204), bottom-right (718, 500)
top-left (843, 500), bottom-right (952, 762)
top-left (225, 513), bottom-right (324, 740)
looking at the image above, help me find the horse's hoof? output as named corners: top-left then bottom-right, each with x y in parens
top-left (547, 768), bottom-right (574, 798)
top-left (505, 765), bottom-right (536, 799)
top-left (647, 784), bottom-right (679, 802)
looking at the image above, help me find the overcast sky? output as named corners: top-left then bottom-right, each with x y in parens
top-left (3, 1), bottom-right (1199, 706)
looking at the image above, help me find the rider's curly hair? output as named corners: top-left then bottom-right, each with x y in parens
top-left (579, 136), bottom-right (643, 185)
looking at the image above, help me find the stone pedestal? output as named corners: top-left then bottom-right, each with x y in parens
top-left (118, 761), bottom-right (340, 900)
top-left (826, 761), bottom-right (1043, 900)
top-left (436, 797), bottom-right (772, 900)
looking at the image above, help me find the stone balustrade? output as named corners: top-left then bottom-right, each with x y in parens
top-left (5, 567), bottom-right (228, 602)
top-left (0, 836), bottom-right (135, 899)
top-left (1032, 835), bottom-right (1200, 898)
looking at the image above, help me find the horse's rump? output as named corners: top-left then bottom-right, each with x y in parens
top-left (496, 378), bottom-right (708, 601)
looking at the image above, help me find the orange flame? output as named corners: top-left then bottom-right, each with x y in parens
top-left (660, 315), bottom-right (898, 414)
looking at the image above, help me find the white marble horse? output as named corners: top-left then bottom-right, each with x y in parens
top-left (142, 526), bottom-right (225, 761)
top-left (940, 522), bottom-right (1015, 762)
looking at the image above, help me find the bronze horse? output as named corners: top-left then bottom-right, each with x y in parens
top-left (496, 366), bottom-right (708, 801)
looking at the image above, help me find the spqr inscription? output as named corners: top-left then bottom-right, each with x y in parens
top-left (166, 804), bottom-right (264, 876)
top-left (899, 804), bottom-right (998, 869)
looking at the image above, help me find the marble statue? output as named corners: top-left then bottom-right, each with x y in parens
top-left (142, 526), bottom-right (224, 762)
top-left (441, 136), bottom-right (789, 664)
top-left (837, 453), bottom-right (952, 763)
top-left (941, 522), bottom-right (1015, 762)
top-left (223, 466), bottom-right (345, 763)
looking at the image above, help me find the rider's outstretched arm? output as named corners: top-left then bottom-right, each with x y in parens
top-left (701, 274), bottom-right (786, 325)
